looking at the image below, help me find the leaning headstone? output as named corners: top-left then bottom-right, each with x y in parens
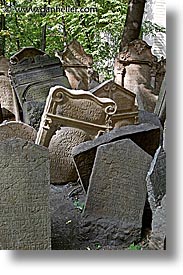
top-left (9, 47), bottom-right (70, 128)
top-left (72, 123), bottom-right (160, 191)
top-left (146, 146), bottom-right (166, 214)
top-left (49, 127), bottom-right (91, 184)
top-left (149, 195), bottom-right (166, 250)
top-left (0, 138), bottom-right (51, 250)
top-left (0, 121), bottom-right (37, 142)
top-left (81, 139), bottom-right (152, 249)
top-left (91, 79), bottom-right (138, 128)
top-left (56, 40), bottom-right (98, 90)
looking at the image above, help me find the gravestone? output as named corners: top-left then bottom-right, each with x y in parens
top-left (0, 121), bottom-right (37, 142)
top-left (114, 39), bottom-right (157, 93)
top-left (49, 127), bottom-right (91, 184)
top-left (72, 123), bottom-right (160, 191)
top-left (91, 79), bottom-right (138, 127)
top-left (9, 47), bottom-right (70, 128)
top-left (135, 84), bottom-right (158, 113)
top-left (146, 146), bottom-right (166, 214)
top-left (0, 138), bottom-right (51, 250)
top-left (153, 58), bottom-right (166, 96)
top-left (154, 75), bottom-right (166, 125)
top-left (0, 56), bottom-right (9, 77)
top-left (149, 195), bottom-right (166, 250)
top-left (56, 40), bottom-right (98, 90)
top-left (81, 139), bottom-right (152, 248)
top-left (36, 86), bottom-right (117, 147)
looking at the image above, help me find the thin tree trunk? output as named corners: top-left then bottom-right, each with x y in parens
top-left (41, 23), bottom-right (47, 51)
top-left (120, 0), bottom-right (146, 51)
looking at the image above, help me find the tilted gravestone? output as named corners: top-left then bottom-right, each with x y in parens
top-left (9, 47), bottom-right (70, 129)
top-left (81, 139), bottom-right (152, 248)
top-left (49, 127), bottom-right (91, 184)
top-left (91, 79), bottom-right (138, 128)
top-left (0, 138), bottom-right (51, 250)
top-left (146, 146), bottom-right (166, 214)
top-left (72, 123), bottom-right (160, 191)
top-left (56, 40), bottom-right (98, 90)
top-left (0, 121), bottom-right (37, 142)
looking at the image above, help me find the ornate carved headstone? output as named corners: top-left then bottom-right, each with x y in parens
top-left (0, 138), bottom-right (51, 250)
top-left (49, 127), bottom-right (91, 184)
top-left (91, 80), bottom-right (138, 127)
top-left (114, 39), bottom-right (157, 93)
top-left (0, 121), bottom-right (37, 142)
top-left (36, 86), bottom-right (117, 147)
top-left (9, 47), bottom-right (70, 129)
top-left (82, 139), bottom-right (152, 248)
top-left (72, 123), bottom-right (160, 191)
top-left (56, 40), bottom-right (98, 90)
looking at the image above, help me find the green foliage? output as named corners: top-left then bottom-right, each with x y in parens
top-left (0, 0), bottom-right (166, 79)
top-left (128, 243), bottom-right (142, 250)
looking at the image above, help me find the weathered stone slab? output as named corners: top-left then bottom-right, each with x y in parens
top-left (57, 40), bottom-right (98, 90)
top-left (114, 39), bottom-right (157, 92)
top-left (136, 85), bottom-right (157, 113)
top-left (0, 121), bottom-right (37, 142)
top-left (0, 138), bottom-right (51, 250)
top-left (149, 195), bottom-right (166, 250)
top-left (36, 86), bottom-right (117, 147)
top-left (49, 127), bottom-right (91, 184)
top-left (146, 146), bottom-right (166, 214)
top-left (9, 47), bottom-right (70, 126)
top-left (91, 79), bottom-right (138, 127)
top-left (0, 56), bottom-right (9, 77)
top-left (72, 123), bottom-right (160, 191)
top-left (154, 75), bottom-right (166, 125)
top-left (81, 139), bottom-right (152, 248)
top-left (22, 101), bottom-right (45, 131)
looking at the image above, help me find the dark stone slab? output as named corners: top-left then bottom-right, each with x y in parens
top-left (72, 123), bottom-right (160, 191)
top-left (81, 139), bottom-right (152, 248)
top-left (0, 138), bottom-right (51, 250)
top-left (22, 101), bottom-right (45, 131)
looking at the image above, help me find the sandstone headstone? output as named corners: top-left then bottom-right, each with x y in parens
top-left (72, 123), bottom-right (160, 191)
top-left (82, 139), bottom-right (152, 248)
top-left (149, 195), bottom-right (166, 250)
top-left (9, 47), bottom-right (70, 127)
top-left (0, 121), bottom-right (37, 142)
top-left (146, 146), bottom-right (166, 214)
top-left (57, 40), bottom-right (98, 90)
top-left (49, 127), bottom-right (91, 184)
top-left (0, 138), bottom-right (51, 250)
top-left (36, 86), bottom-right (117, 147)
top-left (91, 79), bottom-right (138, 127)
top-left (136, 84), bottom-right (158, 113)
top-left (114, 39), bottom-right (157, 93)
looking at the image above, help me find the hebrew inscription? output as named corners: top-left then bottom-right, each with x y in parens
top-left (0, 138), bottom-right (51, 250)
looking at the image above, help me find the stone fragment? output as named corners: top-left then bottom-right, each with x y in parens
top-left (149, 195), bottom-right (166, 250)
top-left (0, 138), bottom-right (51, 250)
top-left (146, 146), bottom-right (166, 214)
top-left (82, 139), bottom-right (152, 248)
top-left (49, 127), bottom-right (91, 184)
top-left (0, 121), bottom-right (37, 142)
top-left (91, 79), bottom-right (138, 127)
top-left (72, 123), bottom-right (160, 191)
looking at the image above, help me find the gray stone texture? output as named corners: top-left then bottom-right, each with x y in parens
top-left (72, 123), bottom-right (160, 191)
top-left (0, 138), bottom-right (51, 250)
top-left (0, 121), bottom-right (37, 142)
top-left (149, 195), bottom-right (166, 250)
top-left (146, 146), bottom-right (166, 213)
top-left (82, 139), bottom-right (152, 248)
top-left (49, 127), bottom-right (91, 184)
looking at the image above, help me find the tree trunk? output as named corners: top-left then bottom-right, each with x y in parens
top-left (41, 23), bottom-right (47, 51)
top-left (119, 0), bottom-right (146, 51)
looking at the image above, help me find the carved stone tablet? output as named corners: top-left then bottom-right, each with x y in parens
top-left (82, 139), bottom-right (152, 248)
top-left (0, 121), bottom-right (37, 142)
top-left (49, 127), bottom-right (91, 184)
top-left (91, 80), bottom-right (138, 127)
top-left (0, 138), bottom-right (51, 250)
top-left (72, 123), bottom-right (160, 191)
